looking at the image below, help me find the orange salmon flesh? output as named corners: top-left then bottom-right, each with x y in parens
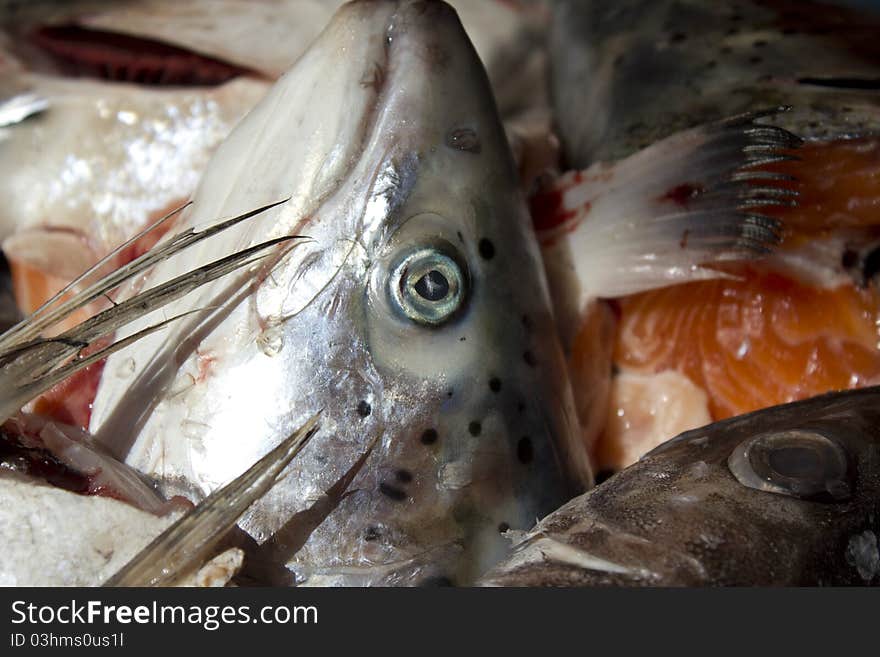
top-left (593, 138), bottom-right (880, 470)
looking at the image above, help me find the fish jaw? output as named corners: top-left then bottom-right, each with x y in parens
top-left (90, 0), bottom-right (583, 586)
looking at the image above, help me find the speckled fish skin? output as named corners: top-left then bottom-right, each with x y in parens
top-left (88, 0), bottom-right (585, 586)
top-left (479, 386), bottom-right (880, 586)
top-left (551, 0), bottom-right (880, 167)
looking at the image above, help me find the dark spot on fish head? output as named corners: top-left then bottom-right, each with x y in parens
top-left (468, 421), bottom-right (482, 437)
top-left (749, 55), bottom-right (763, 65)
top-left (357, 400), bottom-right (372, 418)
top-left (489, 377), bottom-right (502, 393)
top-left (446, 126), bottom-right (481, 153)
top-left (420, 428), bottom-right (439, 445)
top-left (670, 32), bottom-right (687, 43)
top-left (379, 482), bottom-right (408, 502)
top-left (478, 238), bottom-right (495, 260)
top-left (517, 437), bottom-right (534, 464)
top-left (363, 526), bottom-right (382, 542)
top-left (395, 469), bottom-right (413, 484)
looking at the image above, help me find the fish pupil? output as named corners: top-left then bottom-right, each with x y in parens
top-left (414, 270), bottom-right (450, 301)
top-left (767, 446), bottom-right (824, 480)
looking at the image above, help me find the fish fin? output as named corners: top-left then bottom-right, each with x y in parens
top-left (0, 198), bottom-right (287, 351)
top-left (103, 413), bottom-right (321, 587)
top-left (21, 201), bottom-right (191, 323)
top-left (1, 412), bottom-right (168, 513)
top-left (0, 228), bottom-right (300, 422)
top-left (534, 108), bottom-right (801, 301)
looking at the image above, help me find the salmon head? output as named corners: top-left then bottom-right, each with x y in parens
top-left (89, 0), bottom-right (586, 586)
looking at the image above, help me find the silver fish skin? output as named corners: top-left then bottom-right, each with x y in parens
top-left (480, 386), bottom-right (880, 586)
top-left (89, 0), bottom-right (586, 586)
top-left (550, 0), bottom-right (880, 167)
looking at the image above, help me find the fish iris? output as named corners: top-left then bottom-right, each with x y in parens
top-left (390, 243), bottom-right (468, 326)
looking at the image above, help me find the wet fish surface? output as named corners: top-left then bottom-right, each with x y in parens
top-left (82, 0), bottom-right (585, 586)
top-left (480, 386), bottom-right (880, 586)
top-left (4, 0), bottom-right (877, 589)
top-left (547, 0), bottom-right (880, 473)
top-left (550, 0), bottom-right (880, 167)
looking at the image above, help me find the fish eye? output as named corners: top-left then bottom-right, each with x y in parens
top-left (728, 429), bottom-right (851, 502)
top-left (389, 242), bottom-right (469, 326)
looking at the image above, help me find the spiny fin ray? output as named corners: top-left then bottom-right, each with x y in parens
top-left (536, 107), bottom-right (801, 300)
top-left (103, 413), bottom-right (321, 587)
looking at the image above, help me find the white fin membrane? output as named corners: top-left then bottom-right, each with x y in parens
top-left (537, 109), bottom-right (801, 314)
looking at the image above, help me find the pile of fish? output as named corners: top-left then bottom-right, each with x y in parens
top-left (0, 0), bottom-right (878, 586)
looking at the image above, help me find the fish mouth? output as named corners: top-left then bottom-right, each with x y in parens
top-left (25, 24), bottom-right (261, 87)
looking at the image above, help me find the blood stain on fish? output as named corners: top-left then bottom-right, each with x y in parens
top-left (659, 182), bottom-right (704, 207)
top-left (30, 25), bottom-right (257, 86)
top-left (31, 360), bottom-right (106, 432)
